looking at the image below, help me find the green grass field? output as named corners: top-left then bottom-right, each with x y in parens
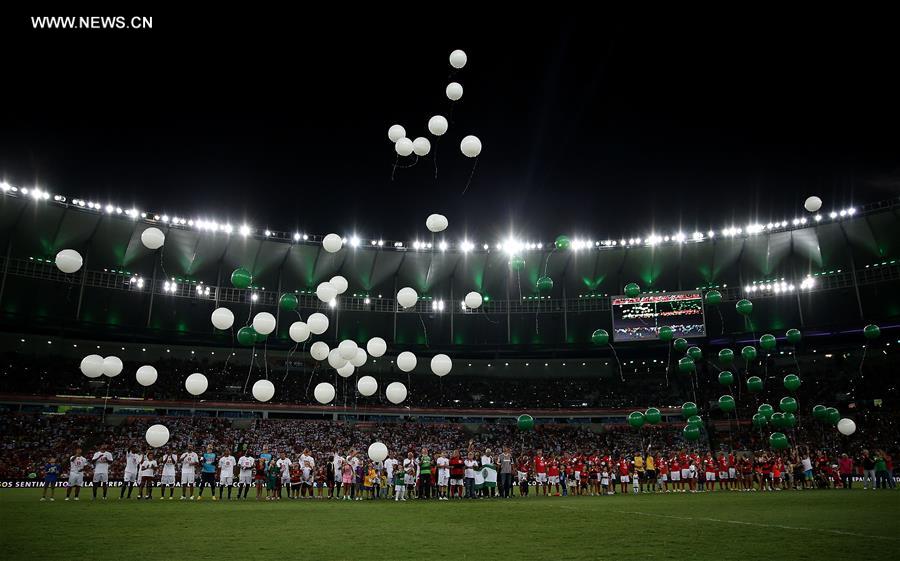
top-left (2, 489), bottom-right (898, 560)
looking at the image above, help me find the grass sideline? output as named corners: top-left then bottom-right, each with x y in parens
top-left (1, 489), bottom-right (898, 560)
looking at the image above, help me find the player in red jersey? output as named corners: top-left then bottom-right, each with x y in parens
top-left (717, 453), bottom-right (729, 491)
top-left (533, 450), bottom-right (548, 496)
top-left (740, 455), bottom-right (754, 491)
top-left (618, 456), bottom-right (631, 494)
top-left (670, 454), bottom-right (682, 492)
top-left (703, 453), bottom-right (716, 492)
top-left (547, 457), bottom-right (561, 496)
top-left (449, 450), bottom-right (465, 499)
top-left (573, 455), bottom-right (585, 496)
top-left (516, 455), bottom-right (530, 497)
top-left (657, 455), bottom-right (669, 492)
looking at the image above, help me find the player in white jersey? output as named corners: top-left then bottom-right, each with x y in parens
top-left (436, 451), bottom-right (451, 500)
top-left (138, 452), bottom-right (158, 499)
top-left (90, 444), bottom-right (113, 500)
top-left (299, 449), bottom-right (315, 498)
top-left (159, 448), bottom-right (178, 499)
top-left (218, 450), bottom-right (237, 500)
top-left (237, 453), bottom-right (255, 499)
top-left (120, 446), bottom-right (143, 499)
top-left (276, 452), bottom-right (292, 499)
top-left (65, 447), bottom-right (88, 501)
top-left (331, 451), bottom-right (345, 498)
top-left (180, 449), bottom-right (199, 499)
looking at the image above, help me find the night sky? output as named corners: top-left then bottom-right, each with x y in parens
top-left (1, 14), bottom-right (898, 243)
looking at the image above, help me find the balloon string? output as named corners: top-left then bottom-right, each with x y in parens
top-left (102, 379), bottom-right (111, 423)
top-left (263, 341), bottom-right (269, 380)
top-left (460, 157), bottom-right (478, 195)
top-left (394, 155), bottom-right (419, 169)
top-left (391, 154), bottom-right (399, 181)
top-left (283, 342), bottom-right (300, 382)
top-left (608, 343), bottom-right (624, 382)
top-left (417, 312), bottom-right (429, 347)
top-left (433, 136), bottom-right (440, 179)
top-left (543, 247), bottom-right (557, 278)
top-left (516, 270), bottom-right (522, 300)
top-left (480, 307), bottom-right (500, 325)
top-left (665, 344), bottom-right (671, 387)
top-left (242, 347), bottom-right (256, 393)
top-left (304, 362), bottom-right (318, 399)
top-left (717, 307), bottom-right (725, 335)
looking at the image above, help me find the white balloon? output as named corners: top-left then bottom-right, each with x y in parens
top-left (426, 213), bottom-right (448, 233)
top-left (328, 348), bottom-right (348, 369)
top-left (385, 382), bottom-right (407, 404)
top-left (336, 362), bottom-right (355, 378)
top-left (388, 124), bottom-right (406, 143)
top-left (449, 49), bottom-right (467, 69)
top-left (368, 441), bottom-right (388, 462)
top-left (102, 356), bottom-right (123, 377)
top-left (804, 196), bottom-right (823, 213)
top-left (430, 354), bottom-right (452, 377)
top-left (145, 424), bottom-right (170, 448)
top-left (211, 307), bottom-right (234, 330)
top-left (412, 137), bottom-right (431, 156)
top-left (307, 313), bottom-right (329, 335)
top-left (252, 379), bottom-right (275, 402)
top-left (460, 135), bottom-right (482, 158)
top-left (316, 282), bottom-right (337, 303)
top-left (252, 312), bottom-right (277, 335)
top-left (464, 291), bottom-right (483, 309)
top-left (338, 339), bottom-right (358, 361)
top-left (350, 348), bottom-right (367, 368)
top-left (395, 137), bottom-right (414, 157)
top-left (446, 82), bottom-right (463, 101)
top-left (837, 418), bottom-right (857, 436)
top-left (310, 341), bottom-right (330, 361)
top-left (397, 287), bottom-right (418, 309)
top-left (322, 233), bottom-right (343, 253)
top-left (330, 275), bottom-right (348, 294)
top-left (135, 365), bottom-right (158, 386)
top-left (140, 227), bottom-right (165, 250)
top-left (428, 115), bottom-right (448, 136)
top-left (289, 321), bottom-right (310, 343)
top-left (55, 249), bottom-right (83, 274)
top-left (357, 375), bottom-right (378, 396)
top-left (185, 373), bottom-right (208, 396)
top-left (367, 337), bottom-right (387, 358)
top-left (314, 382), bottom-right (336, 404)
top-left (80, 354), bottom-right (104, 378)
top-left (397, 351), bottom-right (417, 372)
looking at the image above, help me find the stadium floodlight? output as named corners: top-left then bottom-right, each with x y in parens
top-left (294, 233), bottom-right (301, 241)
top-left (439, 241), bottom-right (448, 252)
top-left (460, 240), bottom-right (474, 252)
top-left (239, 225), bottom-right (251, 236)
top-left (303, 234), bottom-right (309, 240)
top-left (814, 214), bottom-right (822, 222)
top-left (413, 241), bottom-right (421, 250)
top-left (350, 236), bottom-right (360, 247)
top-left (329, 299), bottom-right (336, 308)
top-left (839, 210), bottom-right (847, 217)
top-left (250, 293), bottom-right (258, 302)
top-left (847, 207), bottom-right (856, 215)
top-left (377, 240), bottom-right (384, 247)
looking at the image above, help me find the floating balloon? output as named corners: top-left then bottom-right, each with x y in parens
top-left (140, 227), bottom-right (165, 250)
top-left (757, 403), bottom-right (774, 419)
top-left (395, 137), bottom-right (414, 156)
top-left (825, 407), bottom-right (840, 425)
top-left (388, 124), bottom-right (406, 143)
top-left (718, 371), bottom-right (734, 386)
top-left (759, 334), bottom-right (776, 351)
top-left (673, 338), bottom-right (688, 353)
top-left (427, 115), bottom-right (448, 136)
top-left (449, 49), bottom-right (467, 69)
top-left (783, 374), bottom-right (801, 392)
top-left (509, 255), bottom-right (525, 271)
top-left (210, 307), bottom-right (234, 330)
top-left (718, 395), bottom-right (736, 413)
top-left (252, 379), bottom-right (275, 402)
top-left (328, 349), bottom-right (348, 370)
top-left (55, 249), bottom-right (83, 274)
top-left (517, 414), bottom-right (534, 431)
top-left (431, 354), bottom-right (452, 377)
top-left (397, 287), bottom-right (418, 309)
top-left (460, 135), bottom-right (482, 158)
top-left (736, 299), bottom-right (753, 316)
top-left (322, 233), bottom-right (343, 253)
top-left (591, 329), bottom-right (609, 346)
top-left (770, 413), bottom-right (785, 429)
top-left (314, 382), bottom-right (335, 404)
top-left (804, 196), bottom-right (822, 212)
top-left (786, 328), bottom-right (801, 345)
top-left (336, 363), bottom-right (355, 378)
top-left (316, 282), bottom-right (337, 303)
top-left (645, 407), bottom-right (662, 425)
top-left (185, 373), bottom-right (208, 396)
top-left (769, 432), bottom-right (789, 450)
top-left (683, 425), bottom-right (701, 441)
top-left (412, 137), bottom-right (431, 156)
top-left (751, 413), bottom-right (767, 428)
top-left (252, 312), bottom-right (276, 336)
top-left (307, 313), bottom-right (329, 335)
top-left (705, 290), bottom-right (722, 305)
top-left (445, 82), bottom-right (463, 101)
top-left (783, 412), bottom-right (797, 429)
top-left (310, 341), bottom-right (330, 361)
top-left (255, 330), bottom-right (267, 344)
top-left (837, 418), bottom-right (856, 436)
top-left (102, 356), bottom-right (123, 377)
top-left (464, 291), bottom-right (483, 309)
top-left (289, 321), bottom-right (310, 343)
top-left (350, 348), bottom-right (368, 368)
top-left (136, 365), bottom-right (158, 386)
top-left (687, 415), bottom-right (703, 428)
top-left (231, 268), bottom-right (252, 289)
top-left (779, 396), bottom-right (798, 414)
top-left (812, 404), bottom-right (827, 421)
top-left (678, 357), bottom-right (695, 374)
top-left (624, 283), bottom-right (640, 298)
top-left (863, 324), bottom-right (880, 339)
top-left (338, 340), bottom-right (358, 361)
top-left (658, 326), bottom-right (674, 342)
top-left (397, 351), bottom-right (417, 372)
top-left (385, 382), bottom-right (407, 404)
top-left (718, 348), bottom-right (734, 366)
top-left (329, 276), bottom-right (348, 295)
top-left (366, 337), bottom-right (387, 358)
top-left (627, 411), bottom-right (646, 429)
top-left (80, 354), bottom-right (104, 378)
top-left (554, 235), bottom-right (571, 250)
top-left (368, 442), bottom-right (389, 463)
top-left (681, 402), bottom-right (698, 418)
top-left (687, 346), bottom-right (702, 361)
top-left (357, 376), bottom-right (377, 397)
top-left (747, 375), bottom-right (764, 393)
top-left (426, 214), bottom-right (449, 233)
top-left (741, 346), bottom-right (757, 361)
top-left (237, 326), bottom-right (257, 346)
top-left (145, 424), bottom-right (170, 448)
top-left (536, 276), bottom-right (553, 292)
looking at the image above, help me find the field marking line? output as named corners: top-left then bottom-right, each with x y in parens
top-left (617, 510), bottom-right (900, 542)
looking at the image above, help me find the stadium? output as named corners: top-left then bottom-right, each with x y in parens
top-left (1, 13), bottom-right (898, 561)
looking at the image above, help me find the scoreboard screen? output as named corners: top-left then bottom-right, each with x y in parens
top-left (610, 291), bottom-right (706, 342)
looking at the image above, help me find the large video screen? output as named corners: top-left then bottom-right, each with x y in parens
top-left (611, 291), bottom-right (706, 342)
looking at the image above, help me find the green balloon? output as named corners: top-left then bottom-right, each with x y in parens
top-left (658, 326), bottom-right (674, 342)
top-left (231, 267), bottom-right (253, 289)
top-left (683, 424), bottom-right (701, 441)
top-left (681, 401), bottom-right (698, 419)
top-left (747, 375), bottom-right (764, 393)
top-left (863, 324), bottom-right (880, 340)
top-left (770, 412), bottom-right (786, 429)
top-left (678, 356), bottom-right (695, 374)
top-left (687, 346), bottom-right (702, 361)
top-left (718, 395), bottom-right (736, 413)
top-left (779, 396), bottom-right (798, 414)
top-left (736, 299), bottom-right (753, 316)
top-left (783, 374), bottom-right (801, 392)
top-left (769, 432), bottom-right (789, 450)
top-left (591, 329), bottom-right (610, 346)
top-left (812, 404), bottom-right (827, 421)
top-left (536, 276), bottom-right (553, 293)
top-left (757, 403), bottom-right (774, 419)
top-left (786, 328), bottom-right (802, 345)
top-left (687, 415), bottom-right (703, 428)
top-left (645, 407), bottom-right (662, 425)
top-left (718, 371), bottom-right (734, 386)
top-left (782, 412), bottom-right (797, 429)
top-left (279, 293), bottom-right (298, 311)
top-left (554, 235), bottom-right (571, 250)
top-left (517, 414), bottom-right (534, 431)
top-left (741, 345), bottom-right (757, 361)
top-left (718, 348), bottom-right (734, 366)
top-left (509, 255), bottom-right (525, 271)
top-left (628, 411), bottom-right (646, 429)
top-left (237, 326), bottom-right (257, 346)
top-left (825, 407), bottom-right (840, 426)
top-left (673, 338), bottom-right (688, 353)
top-left (751, 413), bottom-right (767, 428)
top-left (624, 283), bottom-right (641, 298)
top-left (255, 330), bottom-right (268, 344)
top-left (759, 334), bottom-right (776, 351)
top-left (705, 289), bottom-right (722, 306)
